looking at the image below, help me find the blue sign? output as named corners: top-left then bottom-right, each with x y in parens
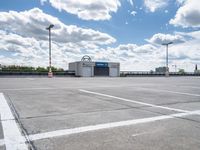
top-left (95, 62), bottom-right (108, 67)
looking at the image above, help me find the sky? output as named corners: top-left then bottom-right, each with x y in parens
top-left (0, 0), bottom-right (200, 71)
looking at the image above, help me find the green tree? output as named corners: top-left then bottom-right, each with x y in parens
top-left (178, 69), bottom-right (185, 75)
top-left (36, 67), bottom-right (48, 72)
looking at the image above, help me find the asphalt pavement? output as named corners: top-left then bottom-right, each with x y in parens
top-left (0, 77), bottom-right (200, 150)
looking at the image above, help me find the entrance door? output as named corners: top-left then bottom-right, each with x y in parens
top-left (94, 67), bottom-right (109, 76)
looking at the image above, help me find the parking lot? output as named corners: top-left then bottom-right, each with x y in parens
top-left (0, 77), bottom-right (200, 150)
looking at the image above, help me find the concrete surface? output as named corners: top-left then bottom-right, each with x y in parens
top-left (0, 77), bottom-right (200, 150)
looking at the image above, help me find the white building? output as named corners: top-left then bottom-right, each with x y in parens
top-left (69, 61), bottom-right (120, 77)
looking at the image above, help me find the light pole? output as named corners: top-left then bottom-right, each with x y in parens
top-left (46, 24), bottom-right (54, 78)
top-left (162, 42), bottom-right (173, 77)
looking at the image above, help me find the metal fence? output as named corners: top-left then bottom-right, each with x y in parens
top-left (0, 70), bottom-right (75, 76)
top-left (120, 71), bottom-right (200, 77)
top-left (0, 70), bottom-right (199, 77)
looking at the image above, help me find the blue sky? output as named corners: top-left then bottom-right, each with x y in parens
top-left (0, 0), bottom-right (200, 71)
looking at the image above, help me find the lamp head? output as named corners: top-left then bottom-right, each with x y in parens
top-left (46, 24), bottom-right (54, 30)
top-left (162, 42), bottom-right (173, 45)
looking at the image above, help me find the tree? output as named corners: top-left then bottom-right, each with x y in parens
top-left (36, 67), bottom-right (48, 72)
top-left (0, 65), bottom-right (65, 72)
top-left (178, 69), bottom-right (185, 75)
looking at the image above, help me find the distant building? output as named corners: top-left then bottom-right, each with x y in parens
top-left (155, 67), bottom-right (167, 73)
top-left (195, 64), bottom-right (198, 72)
top-left (194, 64), bottom-right (199, 74)
top-left (69, 56), bottom-right (120, 77)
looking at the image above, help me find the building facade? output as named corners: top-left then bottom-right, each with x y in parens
top-left (155, 67), bottom-right (167, 73)
top-left (69, 61), bottom-right (120, 77)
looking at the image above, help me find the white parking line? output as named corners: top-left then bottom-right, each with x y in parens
top-left (79, 89), bottom-right (189, 113)
top-left (29, 110), bottom-right (200, 141)
top-left (0, 93), bottom-right (28, 150)
top-left (138, 87), bottom-right (200, 97)
top-left (0, 87), bottom-right (55, 91)
top-left (0, 139), bottom-right (4, 146)
top-left (131, 132), bottom-right (151, 137)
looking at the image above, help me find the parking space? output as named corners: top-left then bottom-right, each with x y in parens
top-left (0, 77), bottom-right (200, 150)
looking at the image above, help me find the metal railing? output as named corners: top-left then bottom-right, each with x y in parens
top-left (0, 70), bottom-right (75, 76)
top-left (120, 71), bottom-right (200, 77)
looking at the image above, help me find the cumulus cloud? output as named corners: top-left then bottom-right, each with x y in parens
top-left (143, 0), bottom-right (169, 12)
top-left (127, 0), bottom-right (134, 6)
top-left (40, 0), bottom-right (121, 21)
top-left (0, 7), bottom-right (199, 71)
top-left (0, 8), bottom-right (116, 68)
top-left (170, 0), bottom-right (200, 28)
top-left (0, 8), bottom-right (116, 45)
top-left (131, 11), bottom-right (137, 16)
top-left (145, 31), bottom-right (200, 72)
top-left (108, 44), bottom-right (159, 71)
top-left (1, 28), bottom-right (199, 71)
top-left (166, 32), bottom-right (200, 71)
top-left (75, 32), bottom-right (200, 72)
top-left (147, 33), bottom-right (186, 45)
top-left (0, 30), bottom-right (86, 67)
top-left (40, 0), bottom-right (47, 5)
top-left (176, 0), bottom-right (186, 5)
top-left (80, 43), bottom-right (157, 71)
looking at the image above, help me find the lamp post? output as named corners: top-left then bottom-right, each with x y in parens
top-left (46, 24), bottom-right (54, 78)
top-left (162, 42), bottom-right (173, 77)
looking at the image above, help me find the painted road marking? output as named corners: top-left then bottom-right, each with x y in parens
top-left (0, 139), bottom-right (4, 146)
top-left (0, 87), bottom-right (55, 91)
top-left (131, 129), bottom-right (161, 137)
top-left (0, 93), bottom-right (28, 150)
top-left (29, 110), bottom-right (200, 141)
top-left (79, 89), bottom-right (189, 113)
top-left (131, 132), bottom-right (150, 137)
top-left (138, 87), bottom-right (200, 97)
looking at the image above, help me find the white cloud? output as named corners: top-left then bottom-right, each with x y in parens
top-left (143, 0), bottom-right (169, 12)
top-left (127, 0), bottom-right (134, 6)
top-left (131, 11), bottom-right (137, 16)
top-left (146, 31), bottom-right (200, 72)
top-left (1, 28), bottom-right (200, 71)
top-left (165, 10), bottom-right (169, 13)
top-left (0, 8), bottom-right (116, 45)
top-left (40, 0), bottom-right (47, 5)
top-left (0, 8), bottom-right (200, 71)
top-left (0, 8), bottom-right (116, 68)
top-left (176, 0), bottom-right (186, 5)
top-left (90, 43), bottom-right (160, 71)
top-left (170, 0), bottom-right (200, 28)
top-left (147, 33), bottom-right (186, 45)
top-left (41, 0), bottom-right (121, 21)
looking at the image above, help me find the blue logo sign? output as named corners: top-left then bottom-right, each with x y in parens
top-left (95, 62), bottom-right (108, 67)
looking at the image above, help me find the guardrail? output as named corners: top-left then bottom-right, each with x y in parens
top-left (0, 71), bottom-right (75, 76)
top-left (120, 71), bottom-right (200, 77)
top-left (0, 70), bottom-right (199, 77)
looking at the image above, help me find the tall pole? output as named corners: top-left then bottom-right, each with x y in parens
top-left (166, 44), bottom-right (168, 72)
top-left (46, 24), bottom-right (54, 78)
top-left (162, 42), bottom-right (173, 77)
top-left (49, 27), bottom-right (51, 73)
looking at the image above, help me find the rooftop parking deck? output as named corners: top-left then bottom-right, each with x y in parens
top-left (0, 77), bottom-right (200, 150)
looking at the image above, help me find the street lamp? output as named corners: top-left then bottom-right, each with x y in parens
top-left (162, 42), bottom-right (173, 77)
top-left (46, 24), bottom-right (54, 78)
